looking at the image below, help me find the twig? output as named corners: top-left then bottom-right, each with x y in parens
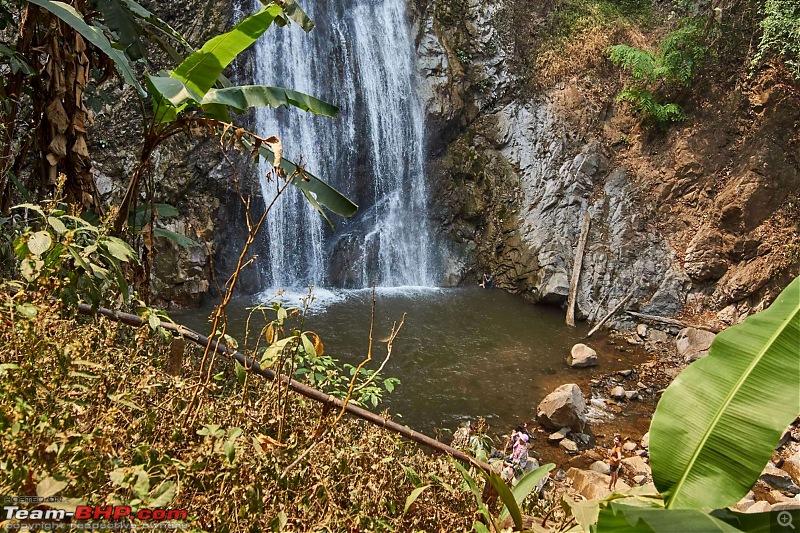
top-left (625, 311), bottom-right (721, 333)
top-left (355, 313), bottom-right (405, 392)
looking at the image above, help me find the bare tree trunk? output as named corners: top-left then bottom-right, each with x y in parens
top-left (566, 212), bottom-right (591, 327)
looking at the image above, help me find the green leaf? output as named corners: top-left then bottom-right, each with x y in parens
top-left (499, 463), bottom-right (555, 523)
top-left (403, 484), bottom-right (431, 515)
top-left (147, 75), bottom-right (203, 108)
top-left (95, 0), bottom-right (147, 60)
top-left (153, 227), bottom-right (200, 248)
top-left (16, 303), bottom-right (39, 318)
top-left (401, 464), bottom-right (424, 488)
top-left (595, 502), bottom-right (742, 532)
top-left (47, 216), bottom-right (68, 235)
top-left (28, 231), bottom-right (52, 256)
top-left (650, 277), bottom-right (800, 510)
top-left (101, 236), bottom-right (136, 262)
top-left (28, 0), bottom-right (145, 95)
top-left (170, 4), bottom-right (282, 97)
top-left (235, 360), bottom-right (246, 385)
top-left (202, 85), bottom-right (338, 117)
top-left (486, 470), bottom-right (523, 531)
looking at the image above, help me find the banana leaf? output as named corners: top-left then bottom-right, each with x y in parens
top-left (202, 85), bottom-right (339, 117)
top-left (650, 277), bottom-right (800, 510)
top-left (171, 4), bottom-right (282, 96)
top-left (595, 502), bottom-right (743, 532)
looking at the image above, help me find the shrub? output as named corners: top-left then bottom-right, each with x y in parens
top-left (753, 0), bottom-right (800, 79)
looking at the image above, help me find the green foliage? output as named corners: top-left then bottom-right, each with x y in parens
top-left (753, 0), bottom-right (800, 79)
top-left (556, 278), bottom-right (800, 532)
top-left (608, 21), bottom-right (706, 127)
top-left (6, 199), bottom-right (137, 309)
top-left (453, 460), bottom-right (555, 532)
top-left (650, 276), bottom-right (800, 510)
top-left (250, 302), bottom-right (398, 408)
top-left (546, 0), bottom-right (654, 41)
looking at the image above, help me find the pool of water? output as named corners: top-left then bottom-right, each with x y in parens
top-left (173, 287), bottom-right (653, 444)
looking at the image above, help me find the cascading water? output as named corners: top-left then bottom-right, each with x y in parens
top-left (251, 0), bottom-right (435, 291)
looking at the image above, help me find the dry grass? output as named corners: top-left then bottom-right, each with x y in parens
top-left (0, 288), bottom-right (480, 532)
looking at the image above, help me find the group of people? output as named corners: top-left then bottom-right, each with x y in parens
top-left (454, 421), bottom-right (627, 490)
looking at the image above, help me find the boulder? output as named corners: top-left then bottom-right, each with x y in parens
top-left (744, 501), bottom-right (772, 514)
top-left (610, 386), bottom-right (625, 400)
top-left (782, 455), bottom-right (800, 483)
top-left (537, 384), bottom-right (588, 432)
top-left (772, 499), bottom-right (800, 511)
top-left (676, 327), bottom-right (716, 362)
top-left (548, 427), bottom-right (571, 443)
top-left (590, 461), bottom-right (611, 475)
top-left (568, 343), bottom-right (597, 368)
top-left (567, 468), bottom-right (630, 500)
top-left (732, 491), bottom-right (756, 513)
top-left (648, 329), bottom-right (669, 343)
top-left (633, 475), bottom-right (647, 485)
top-left (622, 441), bottom-right (638, 453)
top-left (761, 466), bottom-right (800, 493)
top-left (560, 439), bottom-right (579, 453)
top-left (621, 455), bottom-right (651, 477)
top-left (684, 227), bottom-right (729, 282)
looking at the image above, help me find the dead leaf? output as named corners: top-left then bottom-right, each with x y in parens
top-left (264, 135), bottom-right (282, 172)
top-left (72, 135), bottom-right (89, 158)
top-left (48, 134), bottom-right (67, 157)
top-left (46, 100), bottom-right (70, 134)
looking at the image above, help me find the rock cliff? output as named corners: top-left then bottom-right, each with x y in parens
top-left (410, 0), bottom-right (800, 326)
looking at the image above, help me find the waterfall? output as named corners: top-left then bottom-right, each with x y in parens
top-left (251, 0), bottom-right (435, 291)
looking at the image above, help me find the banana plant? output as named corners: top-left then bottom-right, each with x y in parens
top-left (19, 0), bottom-right (357, 236)
top-left (557, 277), bottom-right (800, 532)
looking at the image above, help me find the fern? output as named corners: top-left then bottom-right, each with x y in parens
top-left (608, 45), bottom-right (658, 83)
top-left (608, 20), bottom-right (705, 128)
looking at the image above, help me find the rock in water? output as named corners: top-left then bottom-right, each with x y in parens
top-left (636, 324), bottom-right (648, 338)
top-left (641, 431), bottom-right (650, 449)
top-left (537, 384), bottom-right (588, 432)
top-left (567, 343), bottom-right (597, 368)
top-left (676, 327), bottom-right (716, 362)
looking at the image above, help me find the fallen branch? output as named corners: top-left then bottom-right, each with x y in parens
top-left (625, 311), bottom-right (721, 333)
top-left (75, 302), bottom-right (492, 473)
top-left (585, 292), bottom-right (634, 338)
top-left (566, 211), bottom-right (591, 327)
